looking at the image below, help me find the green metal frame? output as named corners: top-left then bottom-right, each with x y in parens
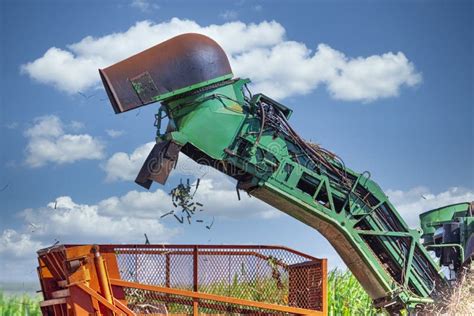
top-left (426, 244), bottom-right (465, 265)
top-left (151, 74), bottom-right (234, 103)
top-left (150, 78), bottom-right (451, 312)
top-left (419, 202), bottom-right (473, 271)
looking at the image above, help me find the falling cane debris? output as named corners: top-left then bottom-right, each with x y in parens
top-left (161, 178), bottom-right (212, 228)
top-left (206, 216), bottom-right (215, 230)
top-left (160, 210), bottom-right (174, 218)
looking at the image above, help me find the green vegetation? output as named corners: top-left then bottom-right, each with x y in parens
top-left (198, 275), bottom-right (289, 305)
top-left (328, 269), bottom-right (381, 316)
top-left (1, 269), bottom-right (383, 315)
top-left (129, 269), bottom-right (382, 315)
top-left (0, 292), bottom-right (41, 316)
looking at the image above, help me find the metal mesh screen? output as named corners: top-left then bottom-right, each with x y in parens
top-left (123, 287), bottom-right (296, 315)
top-left (112, 245), bottom-right (324, 313)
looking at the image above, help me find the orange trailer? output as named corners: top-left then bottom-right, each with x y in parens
top-left (37, 244), bottom-right (327, 315)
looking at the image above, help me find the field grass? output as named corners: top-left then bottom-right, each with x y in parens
top-left (328, 269), bottom-right (381, 316)
top-left (0, 292), bottom-right (41, 316)
top-left (0, 269), bottom-right (381, 315)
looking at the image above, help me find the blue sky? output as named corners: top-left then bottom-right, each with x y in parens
top-left (0, 0), bottom-right (473, 282)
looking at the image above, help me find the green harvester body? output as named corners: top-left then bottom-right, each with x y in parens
top-left (100, 33), bottom-right (473, 313)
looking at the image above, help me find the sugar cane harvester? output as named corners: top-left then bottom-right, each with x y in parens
top-left (99, 33), bottom-right (473, 313)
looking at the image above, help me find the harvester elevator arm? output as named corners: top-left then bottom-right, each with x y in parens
top-left (100, 33), bottom-right (449, 313)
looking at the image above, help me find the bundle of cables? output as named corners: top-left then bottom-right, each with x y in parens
top-left (253, 98), bottom-right (351, 191)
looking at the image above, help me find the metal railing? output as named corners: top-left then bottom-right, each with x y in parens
top-left (37, 244), bottom-right (327, 315)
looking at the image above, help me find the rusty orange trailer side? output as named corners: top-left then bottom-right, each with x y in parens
top-left (37, 244), bottom-right (327, 315)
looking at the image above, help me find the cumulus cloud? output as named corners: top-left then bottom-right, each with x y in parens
top-left (98, 189), bottom-right (170, 218)
top-left (69, 120), bottom-right (85, 131)
top-left (130, 0), bottom-right (159, 12)
top-left (21, 18), bottom-right (420, 102)
top-left (2, 183), bottom-right (470, 281)
top-left (0, 230), bottom-right (46, 281)
top-left (234, 43), bottom-right (421, 100)
top-left (192, 178), bottom-right (281, 219)
top-left (387, 186), bottom-right (474, 227)
top-left (103, 141), bottom-right (219, 182)
top-left (0, 229), bottom-right (44, 259)
top-left (24, 115), bottom-right (105, 167)
top-left (103, 142), bottom-right (154, 181)
top-left (21, 47), bottom-right (100, 94)
top-left (0, 192), bottom-right (176, 281)
top-left (103, 141), bottom-right (473, 225)
top-left (106, 129), bottom-right (124, 138)
top-left (21, 196), bottom-right (174, 243)
top-left (219, 10), bottom-right (239, 21)
top-left (0, 173), bottom-right (277, 280)
top-left (0, 165), bottom-right (278, 275)
top-left (5, 122), bottom-right (19, 129)
top-left (104, 142), bottom-right (281, 219)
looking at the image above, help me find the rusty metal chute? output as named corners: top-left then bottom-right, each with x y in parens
top-left (99, 33), bottom-right (233, 113)
top-left (135, 140), bottom-right (182, 188)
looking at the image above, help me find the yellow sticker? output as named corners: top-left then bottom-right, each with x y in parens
top-left (228, 102), bottom-right (243, 113)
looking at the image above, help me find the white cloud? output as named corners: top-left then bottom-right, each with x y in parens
top-left (106, 129), bottom-right (124, 138)
top-left (327, 50), bottom-right (421, 101)
top-left (0, 191), bottom-right (176, 281)
top-left (5, 122), bottom-right (19, 129)
top-left (104, 142), bottom-right (474, 225)
top-left (21, 18), bottom-right (420, 102)
top-left (24, 115), bottom-right (105, 167)
top-left (233, 42), bottom-right (421, 100)
top-left (192, 178), bottom-right (281, 219)
top-left (2, 183), bottom-right (470, 281)
top-left (103, 141), bottom-right (220, 182)
top-left (105, 141), bottom-right (474, 225)
top-left (25, 115), bottom-right (63, 138)
top-left (21, 47), bottom-right (101, 93)
top-left (0, 173), bottom-right (276, 280)
top-left (219, 10), bottom-right (239, 21)
top-left (387, 186), bottom-right (474, 227)
top-left (98, 188), bottom-right (171, 218)
top-left (104, 142), bottom-right (280, 219)
top-left (0, 229), bottom-right (44, 258)
top-left (21, 196), bottom-right (174, 243)
top-left (69, 120), bottom-right (85, 131)
top-left (98, 178), bottom-right (278, 219)
top-left (103, 142), bottom-right (154, 181)
top-left (131, 0), bottom-right (159, 12)
top-left (0, 229), bottom-right (45, 281)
